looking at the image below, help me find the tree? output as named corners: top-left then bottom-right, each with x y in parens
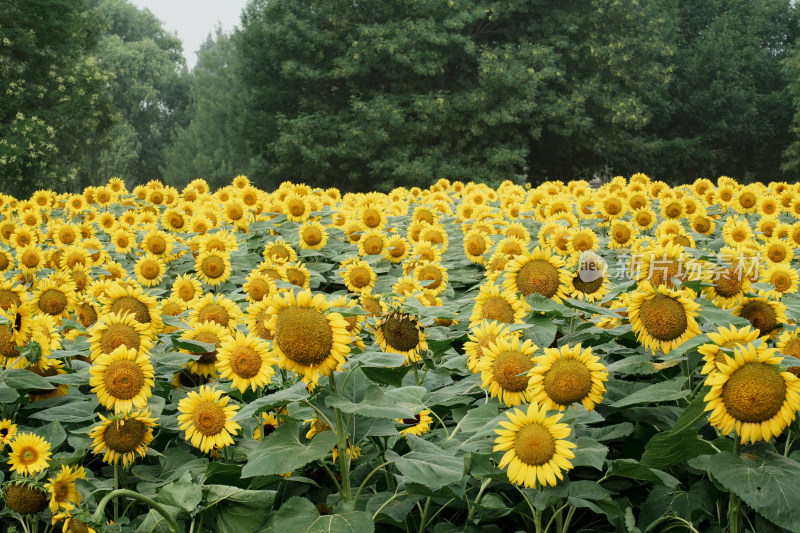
top-left (163, 27), bottom-right (259, 190)
top-left (79, 0), bottom-right (190, 188)
top-left (0, 0), bottom-right (113, 197)
top-left (234, 0), bottom-right (673, 190)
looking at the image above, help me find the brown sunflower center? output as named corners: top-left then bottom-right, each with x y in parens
top-left (604, 198), bottom-right (622, 215)
top-left (193, 400), bottom-right (227, 436)
top-left (21, 251), bottom-right (39, 268)
top-left (247, 278), bottom-right (270, 301)
top-left (646, 258), bottom-right (683, 287)
top-left (140, 260), bottom-right (161, 280)
top-left (348, 267), bottom-right (372, 289)
top-left (492, 350), bottom-right (533, 392)
top-left (693, 217), bottom-right (711, 234)
top-left (715, 272), bottom-right (744, 298)
top-left (147, 236), bottom-right (167, 255)
top-left (416, 265), bottom-right (442, 290)
top-left (771, 272), bottom-right (792, 292)
top-left (38, 289), bottom-right (68, 316)
top-left (192, 332), bottom-right (221, 365)
top-left (103, 360), bottom-right (145, 400)
top-left (361, 296), bottom-right (383, 317)
top-left (110, 297), bottom-right (151, 324)
top-left (611, 225), bottom-right (631, 243)
top-left (516, 259), bottom-right (560, 298)
top-left (722, 363), bottom-right (786, 423)
top-left (767, 245), bottom-right (787, 263)
top-left (638, 293), bottom-right (688, 341)
top-left (227, 205), bottom-right (243, 220)
top-left (303, 227), bottom-right (323, 246)
top-left (362, 236), bottom-right (384, 255)
top-left (100, 324), bottom-right (141, 354)
top-left (480, 296), bottom-right (516, 323)
top-left (20, 447), bottom-right (37, 464)
top-left (229, 346), bottom-right (262, 378)
top-left (466, 235), bottom-right (486, 256)
top-left (285, 267), bottom-right (307, 287)
top-left (514, 423), bottom-right (556, 466)
top-left (739, 192), bottom-right (756, 208)
top-left (738, 301), bottom-right (778, 335)
top-left (380, 314), bottom-right (421, 352)
top-left (197, 303), bottom-right (229, 327)
top-left (543, 359), bottom-right (592, 405)
top-left (782, 338), bottom-right (800, 358)
top-left (636, 212), bottom-right (652, 227)
top-left (572, 274), bottom-right (604, 295)
top-left (0, 290), bottom-right (22, 311)
top-left (0, 328), bottom-right (19, 358)
top-left (77, 303), bottom-right (98, 328)
top-left (4, 483), bottom-right (48, 515)
top-left (275, 307), bottom-right (333, 366)
top-left (287, 199), bottom-right (306, 217)
top-left (202, 256), bottom-right (226, 279)
top-left (104, 419), bottom-right (147, 453)
top-left (177, 282), bottom-right (197, 301)
top-left (362, 208), bottom-right (382, 228)
top-left (665, 202), bottom-right (682, 218)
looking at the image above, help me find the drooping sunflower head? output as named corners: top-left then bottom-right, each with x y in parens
top-left (89, 410), bottom-right (157, 466)
top-left (628, 281), bottom-right (701, 354)
top-left (531, 344), bottom-right (609, 411)
top-left (3, 480), bottom-right (50, 515)
top-left (475, 336), bottom-right (538, 407)
top-left (375, 310), bottom-right (428, 363)
top-left (733, 295), bottom-right (787, 338)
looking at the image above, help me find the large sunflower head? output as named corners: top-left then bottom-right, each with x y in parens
top-left (216, 330), bottom-right (277, 393)
top-left (100, 283), bottom-right (163, 337)
top-left (628, 281), bottom-right (701, 354)
top-left (195, 249), bottom-right (232, 286)
top-left (187, 293), bottom-right (243, 332)
top-left (469, 282), bottom-right (529, 327)
top-left (494, 402), bottom-right (576, 488)
top-left (264, 290), bottom-right (351, 384)
top-left (88, 311), bottom-right (154, 362)
top-left (8, 432), bottom-right (52, 477)
top-left (177, 385), bottom-right (241, 454)
top-left (375, 310), bottom-right (428, 364)
top-left (502, 247), bottom-right (570, 302)
top-left (31, 278), bottom-right (77, 319)
top-left (89, 345), bottom-right (155, 413)
top-left (733, 295), bottom-right (787, 338)
top-left (530, 344), bottom-right (609, 411)
top-left (704, 343), bottom-right (800, 443)
top-left (89, 410), bottom-right (157, 466)
top-left (3, 480), bottom-right (49, 515)
top-left (475, 336), bottom-right (538, 406)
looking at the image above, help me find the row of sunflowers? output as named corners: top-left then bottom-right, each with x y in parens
top-left (0, 174), bottom-right (798, 532)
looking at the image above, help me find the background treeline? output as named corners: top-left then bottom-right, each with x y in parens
top-left (3, 0), bottom-right (800, 197)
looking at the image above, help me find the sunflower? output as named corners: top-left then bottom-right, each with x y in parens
top-left (0, 419), bottom-right (18, 446)
top-left (0, 302), bottom-right (33, 356)
top-left (280, 262), bottom-right (311, 290)
top-left (391, 275), bottom-right (423, 300)
top-left (254, 412), bottom-right (282, 440)
top-left (8, 432), bottom-right (52, 476)
top-left (194, 249), bottom-right (232, 287)
top-left (502, 247), bottom-right (570, 302)
top-left (131, 253), bottom-right (165, 288)
top-left (263, 238), bottom-right (297, 264)
top-left (31, 278), bottom-right (77, 319)
top-left (0, 247), bottom-right (13, 274)
top-left (722, 216), bottom-right (754, 247)
top-left (464, 320), bottom-right (521, 373)
top-left (698, 325), bottom-right (762, 375)
top-left (761, 238), bottom-right (789, 263)
top-left (340, 259), bottom-right (377, 294)
top-left (10, 226), bottom-right (38, 248)
top-left (463, 229), bottom-right (492, 264)
top-left (631, 207), bottom-right (657, 230)
top-left (530, 344), bottom-right (608, 411)
top-left (88, 311), bottom-right (154, 362)
top-left (181, 320), bottom-right (232, 377)
top-left (701, 263), bottom-right (750, 309)
top-left (607, 220), bottom-right (638, 249)
top-left (110, 228), bottom-right (136, 254)
top-left (384, 234), bottom-right (410, 263)
top-left (100, 283), bottom-right (163, 336)
top-left (3, 480), bottom-right (50, 515)
top-left (44, 465), bottom-right (86, 514)
top-left (297, 220), bottom-right (328, 251)
top-left (89, 410), bottom-right (157, 466)
top-left (187, 293), bottom-right (243, 332)
top-left (493, 403), bottom-right (576, 488)
top-left (569, 252), bottom-right (611, 303)
top-left (760, 264), bottom-right (799, 299)
top-left (412, 261), bottom-right (448, 295)
top-left (216, 331), bottom-right (276, 393)
top-left (476, 336), bottom-right (538, 406)
top-left (636, 242), bottom-right (697, 290)
top-left (265, 290), bottom-right (351, 384)
top-left (704, 343), bottom-right (800, 443)
top-left (628, 281), bottom-right (701, 354)
top-left (89, 345), bottom-right (155, 413)
top-left (567, 228), bottom-right (598, 256)
top-left (177, 385), bottom-right (241, 454)
top-left (469, 282), bottom-right (529, 327)
top-left (733, 294), bottom-right (787, 338)
top-left (397, 410), bottom-right (433, 437)
top-left (358, 229), bottom-right (389, 257)
top-left (283, 192), bottom-right (311, 223)
top-left (375, 310), bottom-right (428, 364)
top-left (778, 330), bottom-right (800, 359)
top-left (244, 270), bottom-right (278, 304)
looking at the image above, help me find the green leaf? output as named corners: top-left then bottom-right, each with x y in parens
top-left (641, 391), bottom-right (715, 469)
top-left (366, 492), bottom-right (422, 522)
top-left (241, 422), bottom-right (338, 478)
top-left (567, 480), bottom-right (623, 519)
top-left (609, 377), bottom-right (688, 407)
top-left (606, 459), bottom-right (680, 488)
top-left (30, 399), bottom-right (98, 423)
top-left (273, 496), bottom-right (374, 533)
top-left (325, 385), bottom-right (426, 419)
top-left (361, 366), bottom-right (412, 388)
top-left (386, 437), bottom-right (465, 490)
top-left (157, 475), bottom-right (203, 514)
top-left (172, 337), bottom-right (217, 353)
top-left (571, 437), bottom-right (608, 470)
top-left (522, 315), bottom-right (557, 348)
top-left (33, 421), bottom-right (67, 449)
top-left (706, 448), bottom-right (800, 531)
top-left (204, 485), bottom-right (277, 533)
top-left (347, 350), bottom-right (407, 368)
top-left (3, 368), bottom-right (55, 390)
top-left (233, 382), bottom-right (309, 421)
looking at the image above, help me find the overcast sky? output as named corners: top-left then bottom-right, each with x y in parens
top-left (129, 0), bottom-right (250, 69)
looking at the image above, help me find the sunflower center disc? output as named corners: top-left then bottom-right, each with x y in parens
top-left (476, 335), bottom-right (499, 359)
top-left (350, 267), bottom-right (372, 288)
top-left (740, 192), bottom-right (756, 208)
top-left (768, 245), bottom-right (786, 263)
top-left (104, 360), bottom-right (145, 400)
top-left (276, 307), bottom-right (333, 366)
top-left (248, 279), bottom-right (269, 301)
top-left (286, 268), bottom-right (306, 286)
top-left (149, 237), bottom-right (167, 254)
top-left (467, 236), bottom-right (486, 256)
top-left (110, 297), bottom-right (151, 324)
top-left (381, 315), bottom-right (421, 352)
top-left (194, 401), bottom-right (226, 436)
top-left (722, 363), bottom-right (786, 423)
top-left (572, 274), bottom-right (604, 295)
top-left (516, 260), bottom-right (560, 297)
top-left (141, 262), bottom-right (160, 280)
top-left (694, 218), bottom-right (710, 233)
top-left (738, 301), bottom-right (778, 335)
top-left (230, 346), bottom-right (261, 378)
top-left (178, 284), bottom-right (196, 301)
top-left (4, 484), bottom-right (48, 515)
top-left (0, 290), bottom-right (22, 311)
top-left (782, 338), bottom-right (800, 358)
top-left (480, 296), bottom-right (515, 323)
top-left (0, 328), bottom-right (18, 358)
top-left (304, 228), bottom-right (322, 245)
top-left (22, 252), bottom-right (38, 268)
top-left (288, 200), bottom-right (306, 217)
top-left (363, 236), bottom-right (384, 255)
top-left (543, 359), bottom-right (592, 405)
top-left (104, 419), bottom-right (147, 453)
top-left (197, 304), bottom-right (229, 327)
top-left (39, 289), bottom-right (68, 315)
top-left (101, 324), bottom-right (140, 354)
top-left (202, 257), bottom-right (225, 279)
top-left (21, 448), bottom-right (36, 463)
top-left (417, 266), bottom-right (442, 290)
top-left (646, 259), bottom-right (683, 287)
top-left (514, 423), bottom-right (556, 466)
top-left (612, 226), bottom-right (631, 243)
top-left (363, 209), bottom-right (381, 228)
top-left (492, 351), bottom-right (533, 392)
top-left (715, 272), bottom-right (743, 297)
top-left (638, 294), bottom-right (688, 341)
top-left (773, 273), bottom-right (790, 292)
top-left (192, 332), bottom-right (220, 365)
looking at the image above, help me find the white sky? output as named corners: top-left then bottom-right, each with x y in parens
top-left (129, 0), bottom-right (250, 69)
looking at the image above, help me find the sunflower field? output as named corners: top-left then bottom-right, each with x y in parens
top-left (1, 174), bottom-right (800, 533)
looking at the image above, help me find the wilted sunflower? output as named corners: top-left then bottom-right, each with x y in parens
top-left (704, 343), bottom-right (800, 443)
top-left (177, 385), bottom-right (241, 454)
top-left (397, 410), bottom-right (433, 437)
top-left (216, 331), bottom-right (276, 393)
top-left (464, 320), bottom-right (521, 374)
top-left (503, 247), bottom-right (570, 302)
top-left (8, 432), bottom-right (52, 476)
top-left (89, 345), bottom-right (155, 413)
top-left (733, 294), bottom-right (787, 338)
top-left (476, 336), bottom-right (538, 407)
top-left (265, 290), bottom-right (351, 384)
top-left (188, 293), bottom-right (243, 331)
top-left (88, 311), bottom-right (154, 362)
top-left (3, 480), bottom-right (49, 515)
top-left (628, 281), bottom-right (701, 354)
top-left (44, 465), bottom-right (86, 514)
top-left (698, 324), bottom-right (762, 375)
top-left (530, 344), bottom-right (608, 411)
top-left (88, 410), bottom-right (157, 466)
top-left (340, 259), bottom-right (377, 294)
top-left (375, 310), bottom-right (428, 363)
top-left (494, 403), bottom-right (576, 488)
top-left (469, 282), bottom-right (529, 327)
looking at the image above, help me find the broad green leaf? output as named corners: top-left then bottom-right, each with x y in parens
top-left (571, 437), bottom-right (608, 470)
top-left (325, 385), bottom-right (426, 419)
top-left (3, 368), bottom-right (55, 390)
top-left (366, 492), bottom-right (422, 522)
top-left (609, 377), bottom-right (688, 407)
top-left (233, 382), bottom-right (309, 421)
top-left (706, 448), bottom-right (800, 531)
top-left (641, 391), bottom-right (715, 469)
top-left (30, 399), bottom-right (98, 423)
top-left (347, 350), bottom-right (407, 368)
top-left (361, 366), bottom-right (412, 388)
top-left (204, 485), bottom-right (277, 533)
top-left (273, 496), bottom-right (374, 533)
top-left (157, 475), bottom-right (203, 514)
top-left (33, 421), bottom-right (67, 449)
top-left (172, 337), bottom-right (217, 353)
top-left (567, 480), bottom-right (623, 519)
top-left (522, 315), bottom-right (557, 348)
top-left (606, 459), bottom-right (680, 488)
top-left (386, 436), bottom-right (465, 490)
top-left (241, 422), bottom-right (337, 478)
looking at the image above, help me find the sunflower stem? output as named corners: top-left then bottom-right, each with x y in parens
top-left (418, 497), bottom-right (431, 533)
top-left (114, 462), bottom-right (120, 522)
top-left (92, 489), bottom-right (181, 533)
top-left (784, 432), bottom-right (795, 457)
top-left (329, 371), bottom-right (352, 502)
top-left (353, 461), bottom-right (392, 505)
top-left (728, 438), bottom-right (741, 533)
top-left (413, 364), bottom-right (421, 386)
top-left (466, 478), bottom-right (492, 522)
top-left (561, 505), bottom-right (577, 533)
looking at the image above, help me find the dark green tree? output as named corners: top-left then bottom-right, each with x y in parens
top-left (0, 0), bottom-right (113, 197)
top-left (235, 0), bottom-right (673, 191)
top-left (164, 27), bottom-right (259, 190)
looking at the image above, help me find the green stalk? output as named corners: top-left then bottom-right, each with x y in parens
top-left (466, 478), bottom-right (492, 522)
top-left (329, 372), bottom-right (351, 502)
top-left (729, 438), bottom-right (741, 533)
top-left (418, 497), bottom-right (431, 533)
top-left (114, 462), bottom-right (120, 522)
top-left (353, 461), bottom-right (392, 505)
top-left (92, 489), bottom-right (181, 533)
